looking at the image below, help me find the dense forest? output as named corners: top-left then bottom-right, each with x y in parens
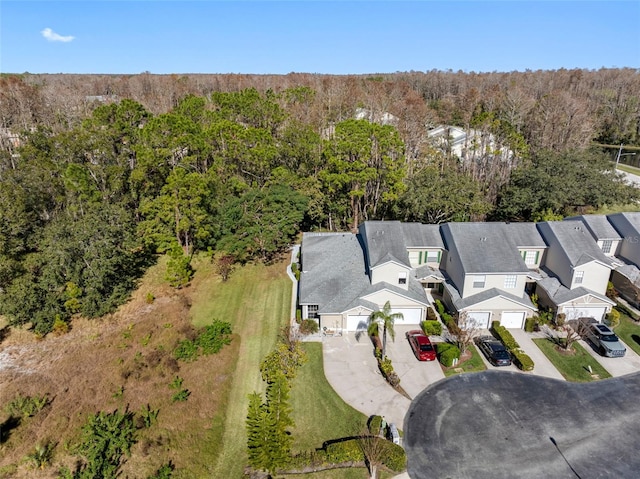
top-left (0, 69), bottom-right (639, 334)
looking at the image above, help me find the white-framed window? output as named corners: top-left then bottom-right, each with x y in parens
top-left (426, 251), bottom-right (440, 263)
top-left (307, 305), bottom-right (319, 319)
top-left (472, 275), bottom-right (486, 288)
top-left (504, 275), bottom-right (517, 289)
top-left (524, 250), bottom-right (538, 266)
top-left (574, 271), bottom-right (584, 284)
top-left (601, 240), bottom-right (613, 254)
top-left (398, 272), bottom-right (407, 285)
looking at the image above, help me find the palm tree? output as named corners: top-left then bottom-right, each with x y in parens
top-left (367, 301), bottom-right (403, 360)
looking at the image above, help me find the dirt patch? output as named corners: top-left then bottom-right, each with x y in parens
top-left (0, 267), bottom-right (237, 478)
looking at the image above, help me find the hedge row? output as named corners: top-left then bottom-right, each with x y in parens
top-left (421, 320), bottom-right (443, 336)
top-left (287, 438), bottom-right (406, 472)
top-left (491, 321), bottom-right (534, 371)
top-left (436, 342), bottom-right (460, 367)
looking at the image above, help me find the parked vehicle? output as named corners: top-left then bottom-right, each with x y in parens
top-left (406, 330), bottom-right (437, 361)
top-left (475, 336), bottom-right (512, 366)
top-left (387, 423), bottom-right (400, 445)
top-left (578, 317), bottom-right (626, 358)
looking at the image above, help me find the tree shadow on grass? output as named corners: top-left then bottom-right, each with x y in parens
top-left (631, 334), bottom-right (640, 347)
top-left (0, 416), bottom-right (20, 444)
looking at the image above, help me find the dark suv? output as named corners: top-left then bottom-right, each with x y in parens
top-left (579, 318), bottom-right (626, 358)
top-left (475, 336), bottom-right (512, 366)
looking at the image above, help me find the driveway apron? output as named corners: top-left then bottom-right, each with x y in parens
top-left (579, 337), bottom-right (640, 377)
top-left (509, 329), bottom-right (565, 380)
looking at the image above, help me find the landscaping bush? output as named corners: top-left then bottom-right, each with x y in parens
top-left (368, 415), bottom-right (382, 436)
top-left (299, 319), bottom-right (319, 335)
top-left (291, 262), bottom-right (300, 281)
top-left (555, 313), bottom-right (566, 328)
top-left (614, 301), bottom-right (640, 321)
top-left (441, 312), bottom-right (455, 330)
top-left (491, 322), bottom-right (520, 350)
top-left (606, 309), bottom-right (621, 328)
top-left (426, 307), bottom-right (437, 321)
top-left (434, 300), bottom-right (445, 316)
top-left (378, 358), bottom-right (400, 387)
top-left (524, 317), bottom-right (536, 333)
top-left (437, 343), bottom-right (460, 367)
top-left (421, 320), bottom-right (442, 336)
top-left (511, 348), bottom-right (534, 371)
top-left (382, 442), bottom-right (407, 472)
top-left (324, 439), bottom-right (364, 463)
top-left (606, 281), bottom-right (617, 299)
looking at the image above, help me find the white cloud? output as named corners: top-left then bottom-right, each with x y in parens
top-left (41, 28), bottom-right (75, 43)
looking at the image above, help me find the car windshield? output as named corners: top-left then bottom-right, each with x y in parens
top-left (488, 342), bottom-right (507, 352)
top-left (600, 333), bottom-right (619, 342)
top-left (420, 344), bottom-right (434, 351)
top-left (493, 350), bottom-right (510, 359)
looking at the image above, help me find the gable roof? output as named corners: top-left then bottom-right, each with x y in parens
top-left (441, 222), bottom-right (530, 274)
top-left (607, 212), bottom-right (640, 240)
top-left (359, 221), bottom-right (411, 269)
top-left (402, 223), bottom-right (445, 249)
top-left (564, 215), bottom-right (621, 241)
top-left (443, 282), bottom-right (536, 311)
top-left (536, 275), bottom-right (614, 306)
top-left (503, 222), bottom-right (547, 248)
top-left (536, 221), bottom-right (617, 268)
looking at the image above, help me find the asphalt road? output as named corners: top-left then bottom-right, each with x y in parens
top-left (404, 371), bottom-right (640, 479)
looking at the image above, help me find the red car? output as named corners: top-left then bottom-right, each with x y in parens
top-left (406, 330), bottom-right (437, 361)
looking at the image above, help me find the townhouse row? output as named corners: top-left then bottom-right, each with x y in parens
top-left (298, 213), bottom-right (640, 332)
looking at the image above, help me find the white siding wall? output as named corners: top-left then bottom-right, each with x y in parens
top-left (572, 262), bottom-right (611, 295)
top-left (371, 262), bottom-right (410, 290)
top-left (408, 249), bottom-right (443, 268)
top-left (619, 237), bottom-right (640, 267)
top-left (543, 239), bottom-right (574, 288)
top-left (461, 273), bottom-right (528, 299)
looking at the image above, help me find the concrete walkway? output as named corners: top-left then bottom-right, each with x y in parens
top-left (510, 328), bottom-right (566, 380)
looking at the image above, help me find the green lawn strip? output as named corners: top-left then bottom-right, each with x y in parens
top-left (615, 163), bottom-right (640, 175)
top-left (189, 259), bottom-right (291, 478)
top-left (533, 338), bottom-right (611, 382)
top-left (442, 344), bottom-right (487, 377)
top-left (614, 313), bottom-right (640, 356)
top-left (289, 343), bottom-right (368, 451)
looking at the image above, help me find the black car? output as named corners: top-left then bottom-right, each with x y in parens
top-left (475, 336), bottom-right (512, 366)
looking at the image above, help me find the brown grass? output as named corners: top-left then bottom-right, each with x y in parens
top-left (0, 256), bottom-right (239, 478)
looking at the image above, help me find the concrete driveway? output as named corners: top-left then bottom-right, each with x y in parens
top-left (510, 329), bottom-right (566, 380)
top-left (385, 325), bottom-right (446, 400)
top-left (322, 333), bottom-right (411, 428)
top-left (579, 337), bottom-right (640, 377)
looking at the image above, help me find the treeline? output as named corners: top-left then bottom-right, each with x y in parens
top-left (0, 76), bottom-right (638, 334)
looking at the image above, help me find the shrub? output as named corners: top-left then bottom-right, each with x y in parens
top-left (295, 308), bottom-right (301, 323)
top-left (524, 317), bottom-right (536, 333)
top-left (291, 262), bottom-right (300, 280)
top-left (426, 307), bottom-right (437, 321)
top-left (606, 309), bottom-right (621, 328)
top-left (324, 439), bottom-right (364, 463)
top-left (434, 299), bottom-right (445, 316)
top-left (368, 415), bottom-right (382, 435)
top-left (421, 320), bottom-right (442, 336)
top-left (492, 322), bottom-right (520, 350)
top-left (52, 316), bottom-right (70, 336)
top-left (299, 319), bottom-right (319, 335)
top-left (441, 312), bottom-right (455, 330)
top-left (511, 349), bottom-right (534, 371)
top-left (378, 357), bottom-right (400, 387)
top-left (555, 313), bottom-right (566, 328)
top-left (6, 395), bottom-right (49, 418)
top-left (382, 442), bottom-right (407, 472)
top-left (145, 292), bottom-right (155, 304)
top-left (173, 320), bottom-right (232, 361)
top-left (437, 343), bottom-right (460, 367)
top-left (606, 281), bottom-right (617, 299)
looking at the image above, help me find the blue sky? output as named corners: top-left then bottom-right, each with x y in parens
top-left (1, 1), bottom-right (638, 74)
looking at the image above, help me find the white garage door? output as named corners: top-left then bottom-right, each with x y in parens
top-left (466, 311), bottom-right (491, 329)
top-left (390, 308), bottom-right (422, 325)
top-left (501, 311), bottom-right (525, 329)
top-left (346, 315), bottom-right (370, 332)
top-left (563, 306), bottom-right (606, 322)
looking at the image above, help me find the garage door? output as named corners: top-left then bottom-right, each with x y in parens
top-left (346, 315), bottom-right (370, 332)
top-left (501, 311), bottom-right (525, 329)
top-left (390, 308), bottom-right (422, 325)
top-left (563, 306), bottom-right (606, 322)
top-left (466, 311), bottom-right (491, 329)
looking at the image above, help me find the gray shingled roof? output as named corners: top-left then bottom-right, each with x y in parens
top-left (359, 221), bottom-right (411, 269)
top-left (565, 215), bottom-right (621, 240)
top-left (299, 231), bottom-right (428, 315)
top-left (608, 212), bottom-right (640, 240)
top-left (443, 282), bottom-right (536, 311)
top-left (537, 221), bottom-right (617, 268)
top-left (441, 222), bottom-right (530, 274)
top-left (536, 276), bottom-right (613, 306)
top-left (503, 222), bottom-right (547, 247)
top-left (402, 223), bottom-right (445, 248)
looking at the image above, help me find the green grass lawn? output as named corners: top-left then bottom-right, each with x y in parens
top-left (188, 256), bottom-right (292, 479)
top-left (533, 338), bottom-right (612, 382)
top-left (614, 313), bottom-right (640, 356)
top-left (443, 344), bottom-right (487, 377)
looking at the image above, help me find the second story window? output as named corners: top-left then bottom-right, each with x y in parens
top-left (472, 275), bottom-right (486, 288)
top-left (398, 272), bottom-right (407, 285)
top-left (504, 275), bottom-right (517, 289)
top-left (524, 251), bottom-right (538, 266)
top-left (574, 271), bottom-right (584, 284)
top-left (601, 240), bottom-right (613, 254)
